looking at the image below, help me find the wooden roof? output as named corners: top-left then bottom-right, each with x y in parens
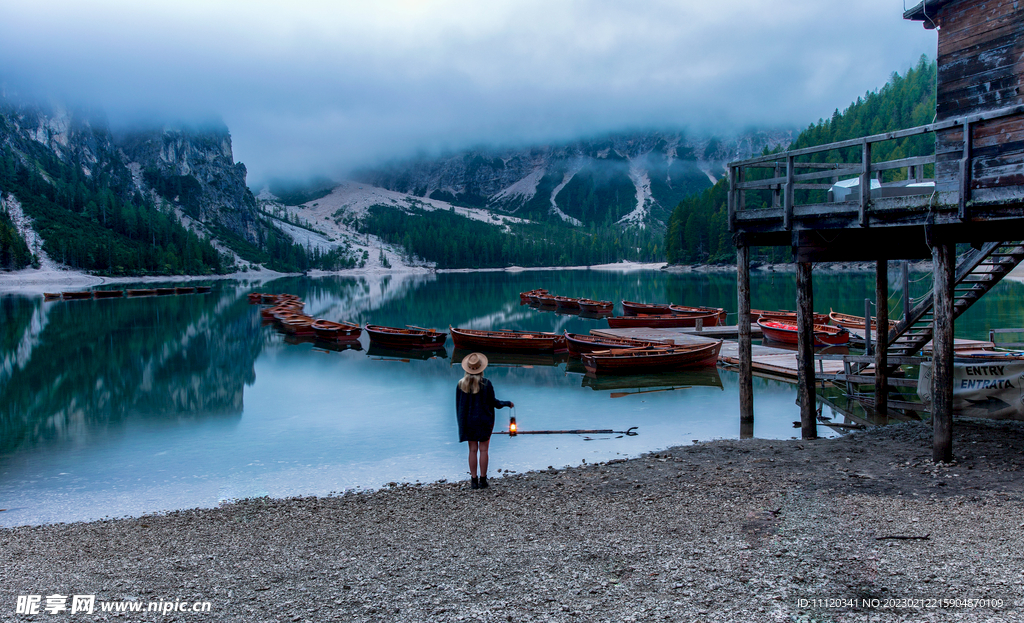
top-left (903, 0), bottom-right (961, 26)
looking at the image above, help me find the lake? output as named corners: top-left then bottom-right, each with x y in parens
top-left (2, 266), bottom-right (1022, 526)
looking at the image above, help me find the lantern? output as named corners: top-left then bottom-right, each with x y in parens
top-left (509, 415), bottom-right (517, 436)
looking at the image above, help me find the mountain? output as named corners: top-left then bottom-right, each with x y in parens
top-left (664, 55), bottom-right (938, 265)
top-left (355, 130), bottom-right (791, 231)
top-left (0, 97), bottom-right (359, 275)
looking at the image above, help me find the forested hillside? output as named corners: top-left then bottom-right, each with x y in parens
top-left (357, 205), bottom-right (662, 269)
top-left (665, 55), bottom-right (937, 264)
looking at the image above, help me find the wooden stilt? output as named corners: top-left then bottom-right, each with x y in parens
top-left (796, 262), bottom-right (817, 440)
top-left (932, 243), bottom-right (955, 462)
top-left (737, 243), bottom-right (754, 428)
top-left (875, 259), bottom-right (889, 416)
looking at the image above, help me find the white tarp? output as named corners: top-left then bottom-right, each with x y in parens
top-left (918, 358), bottom-right (1024, 420)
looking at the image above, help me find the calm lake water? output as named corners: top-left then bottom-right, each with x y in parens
top-left (2, 267), bottom-right (1022, 526)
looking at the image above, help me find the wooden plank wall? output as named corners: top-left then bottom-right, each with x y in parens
top-left (933, 0), bottom-right (1024, 196)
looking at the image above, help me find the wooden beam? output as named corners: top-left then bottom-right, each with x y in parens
top-left (875, 259), bottom-right (889, 416)
top-left (932, 242), bottom-right (955, 463)
top-left (728, 166), bottom-right (737, 232)
top-left (796, 262), bottom-right (817, 439)
top-left (784, 155), bottom-right (795, 230)
top-left (737, 244), bottom-right (754, 428)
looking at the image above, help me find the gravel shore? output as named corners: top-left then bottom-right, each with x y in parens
top-left (3, 418), bottom-right (1023, 622)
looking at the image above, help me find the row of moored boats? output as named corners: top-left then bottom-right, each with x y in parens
top-left (44, 286), bottom-right (212, 301)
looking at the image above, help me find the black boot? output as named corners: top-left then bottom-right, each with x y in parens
top-left (470, 477), bottom-right (479, 489)
top-left (479, 475), bottom-right (489, 489)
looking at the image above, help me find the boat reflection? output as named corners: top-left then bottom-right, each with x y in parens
top-left (285, 334), bottom-right (364, 352)
top-left (579, 367), bottom-right (724, 393)
top-left (451, 347), bottom-right (569, 368)
top-left (367, 344), bottom-right (447, 361)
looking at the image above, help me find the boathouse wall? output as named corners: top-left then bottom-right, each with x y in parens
top-left (921, 0), bottom-right (1024, 199)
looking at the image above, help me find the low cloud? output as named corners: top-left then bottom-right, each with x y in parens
top-left (0, 0), bottom-right (936, 185)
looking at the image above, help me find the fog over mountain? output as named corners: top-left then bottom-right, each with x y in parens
top-left (0, 1), bottom-right (935, 185)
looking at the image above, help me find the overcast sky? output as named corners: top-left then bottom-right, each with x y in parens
top-left (0, 1), bottom-right (936, 186)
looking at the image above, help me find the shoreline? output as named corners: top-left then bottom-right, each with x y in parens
top-left (1, 418), bottom-right (1022, 621)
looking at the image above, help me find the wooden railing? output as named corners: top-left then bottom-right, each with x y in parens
top-left (728, 103), bottom-right (1024, 232)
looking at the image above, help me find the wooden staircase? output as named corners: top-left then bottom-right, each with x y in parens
top-left (885, 241), bottom-right (1024, 359)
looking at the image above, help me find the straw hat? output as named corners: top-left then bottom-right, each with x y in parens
top-left (461, 352), bottom-right (488, 374)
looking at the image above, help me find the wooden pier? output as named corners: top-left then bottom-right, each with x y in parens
top-left (728, 0), bottom-right (1024, 462)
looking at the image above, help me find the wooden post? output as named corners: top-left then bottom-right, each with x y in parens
top-left (796, 262), bottom-right (817, 439)
top-left (737, 243), bottom-right (754, 428)
top-left (784, 155), bottom-right (795, 230)
top-left (860, 140), bottom-right (871, 227)
top-left (875, 259), bottom-right (889, 417)
top-left (902, 260), bottom-right (910, 322)
top-left (864, 298), bottom-right (872, 355)
top-left (772, 162), bottom-right (781, 209)
top-left (932, 242), bottom-right (955, 463)
top-left (959, 120), bottom-right (972, 220)
top-left (728, 166), bottom-right (737, 232)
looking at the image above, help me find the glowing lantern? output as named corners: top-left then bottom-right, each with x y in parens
top-left (509, 415), bottom-right (517, 436)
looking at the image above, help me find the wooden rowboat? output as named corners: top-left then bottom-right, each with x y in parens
top-left (175, 286), bottom-right (196, 295)
top-left (127, 289), bottom-right (158, 297)
top-left (520, 289), bottom-right (547, 303)
top-left (582, 341), bottom-right (723, 375)
top-left (280, 315), bottom-right (317, 336)
top-left (43, 292), bottom-right (61, 301)
top-left (669, 305), bottom-right (727, 324)
top-left (622, 300), bottom-right (673, 316)
top-left (828, 309), bottom-right (897, 331)
top-left (247, 292), bottom-right (264, 303)
top-left (578, 299), bottom-right (614, 313)
top-left (365, 324), bottom-right (447, 349)
top-left (564, 332), bottom-right (659, 357)
top-left (92, 290), bottom-right (124, 299)
top-left (533, 294), bottom-right (558, 307)
top-left (553, 296), bottom-right (581, 311)
top-left (196, 286), bottom-right (212, 293)
top-left (311, 320), bottom-right (362, 340)
top-left (155, 288), bottom-right (176, 296)
top-left (757, 319), bottom-right (850, 346)
top-left (61, 291), bottom-right (93, 300)
top-left (607, 312), bottom-right (720, 328)
top-left (755, 309), bottom-right (830, 325)
top-left (449, 327), bottom-right (567, 353)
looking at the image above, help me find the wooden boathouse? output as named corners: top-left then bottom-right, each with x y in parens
top-left (728, 0), bottom-right (1024, 462)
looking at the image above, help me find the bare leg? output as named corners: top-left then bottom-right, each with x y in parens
top-left (468, 441), bottom-right (479, 478)
top-left (478, 439), bottom-right (490, 478)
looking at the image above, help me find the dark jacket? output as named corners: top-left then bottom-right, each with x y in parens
top-left (456, 378), bottom-right (512, 442)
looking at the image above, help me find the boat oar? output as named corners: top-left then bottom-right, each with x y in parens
top-left (405, 325), bottom-right (436, 333)
top-left (609, 386), bottom-right (691, 398)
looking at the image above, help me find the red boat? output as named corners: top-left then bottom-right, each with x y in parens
top-left (757, 319), bottom-right (850, 346)
top-left (281, 315), bottom-right (317, 336)
top-left (828, 309), bottom-right (897, 331)
top-left (578, 299), bottom-right (614, 313)
top-left (93, 290), bottom-right (124, 299)
top-left (196, 286), bottom-right (212, 293)
top-left (607, 312), bottom-right (720, 328)
top-left (553, 296), bottom-right (581, 311)
top-left (312, 320), bottom-right (362, 340)
top-left (581, 341), bottom-right (723, 375)
top-left (365, 324), bottom-right (448, 349)
top-left (669, 305), bottom-right (727, 324)
top-left (622, 300), bottom-right (673, 316)
top-left (61, 291), bottom-right (93, 300)
top-left (755, 309), bottom-right (830, 325)
top-left (533, 294), bottom-right (558, 307)
top-left (449, 327), bottom-right (567, 353)
top-left (175, 287), bottom-right (196, 295)
top-left (520, 289), bottom-right (547, 303)
top-left (127, 289), bottom-right (158, 297)
top-left (155, 288), bottom-right (176, 296)
top-left (563, 332), bottom-right (659, 357)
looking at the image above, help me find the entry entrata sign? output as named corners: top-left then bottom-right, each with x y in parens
top-left (918, 359), bottom-right (1024, 421)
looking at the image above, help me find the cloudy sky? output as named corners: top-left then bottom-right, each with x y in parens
top-left (0, 0), bottom-right (936, 185)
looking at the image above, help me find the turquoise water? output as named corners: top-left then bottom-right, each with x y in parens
top-left (2, 268), bottom-right (1022, 526)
